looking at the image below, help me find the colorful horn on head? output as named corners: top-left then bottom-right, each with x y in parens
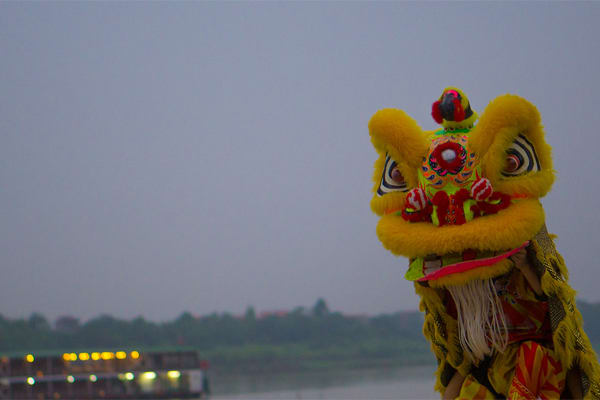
top-left (432, 87), bottom-right (478, 130)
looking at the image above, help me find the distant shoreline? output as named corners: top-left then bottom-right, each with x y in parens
top-left (2, 299), bottom-right (599, 377)
top-left (201, 340), bottom-right (435, 374)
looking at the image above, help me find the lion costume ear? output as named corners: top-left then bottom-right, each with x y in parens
top-left (468, 94), bottom-right (555, 198)
top-left (368, 108), bottom-right (430, 216)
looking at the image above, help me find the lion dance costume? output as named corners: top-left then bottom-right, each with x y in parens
top-left (369, 88), bottom-right (600, 399)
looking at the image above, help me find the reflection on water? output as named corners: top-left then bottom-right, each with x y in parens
top-left (211, 364), bottom-right (437, 399)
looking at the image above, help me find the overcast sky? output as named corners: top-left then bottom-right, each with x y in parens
top-left (1, 2), bottom-right (599, 322)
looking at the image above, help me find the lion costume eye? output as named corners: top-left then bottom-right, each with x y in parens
top-left (501, 134), bottom-right (541, 177)
top-left (377, 154), bottom-right (409, 196)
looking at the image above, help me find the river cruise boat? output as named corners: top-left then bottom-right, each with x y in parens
top-left (0, 348), bottom-right (210, 399)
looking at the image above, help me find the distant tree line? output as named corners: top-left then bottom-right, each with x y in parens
top-left (1, 298), bottom-right (599, 354)
top-left (0, 299), bottom-right (425, 353)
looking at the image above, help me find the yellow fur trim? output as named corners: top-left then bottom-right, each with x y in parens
top-left (368, 109), bottom-right (430, 216)
top-left (369, 108), bottom-right (429, 171)
top-left (376, 199), bottom-right (545, 258)
top-left (495, 169), bottom-right (555, 200)
top-left (428, 259), bottom-right (513, 289)
top-left (468, 94), bottom-right (555, 198)
top-left (370, 192), bottom-right (406, 216)
top-left (487, 344), bottom-right (519, 395)
top-left (415, 283), bottom-right (471, 394)
top-left (529, 228), bottom-right (600, 398)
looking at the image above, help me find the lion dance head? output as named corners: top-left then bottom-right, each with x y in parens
top-left (369, 88), bottom-right (600, 398)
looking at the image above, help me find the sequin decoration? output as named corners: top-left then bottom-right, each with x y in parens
top-left (433, 312), bottom-right (447, 340)
top-left (421, 135), bottom-right (478, 190)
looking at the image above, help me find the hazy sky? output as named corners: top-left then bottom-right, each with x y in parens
top-left (1, 2), bottom-right (599, 322)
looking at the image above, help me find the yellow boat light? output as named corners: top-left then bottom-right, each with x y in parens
top-left (167, 370), bottom-right (181, 379)
top-left (141, 371), bottom-right (156, 380)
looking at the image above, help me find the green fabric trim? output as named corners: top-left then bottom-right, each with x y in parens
top-left (435, 128), bottom-right (471, 135)
top-left (405, 258), bottom-right (424, 281)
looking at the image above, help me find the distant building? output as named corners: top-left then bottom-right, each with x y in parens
top-left (257, 310), bottom-right (289, 319)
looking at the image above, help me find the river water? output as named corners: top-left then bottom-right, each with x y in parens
top-left (211, 364), bottom-right (437, 399)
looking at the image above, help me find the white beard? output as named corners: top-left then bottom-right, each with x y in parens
top-left (447, 278), bottom-right (508, 361)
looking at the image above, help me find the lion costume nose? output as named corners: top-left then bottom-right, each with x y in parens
top-left (433, 141), bottom-right (464, 172)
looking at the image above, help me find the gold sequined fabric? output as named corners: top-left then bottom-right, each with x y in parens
top-left (529, 225), bottom-right (600, 399)
top-left (415, 225), bottom-right (600, 399)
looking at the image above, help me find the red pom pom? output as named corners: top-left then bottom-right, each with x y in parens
top-left (431, 100), bottom-right (443, 124)
top-left (477, 192), bottom-right (511, 215)
top-left (406, 188), bottom-right (429, 211)
top-left (470, 177), bottom-right (493, 201)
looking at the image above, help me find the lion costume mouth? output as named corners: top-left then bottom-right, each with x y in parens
top-left (377, 198), bottom-right (543, 256)
top-left (377, 198), bottom-right (544, 286)
top-left (411, 241), bottom-right (528, 282)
